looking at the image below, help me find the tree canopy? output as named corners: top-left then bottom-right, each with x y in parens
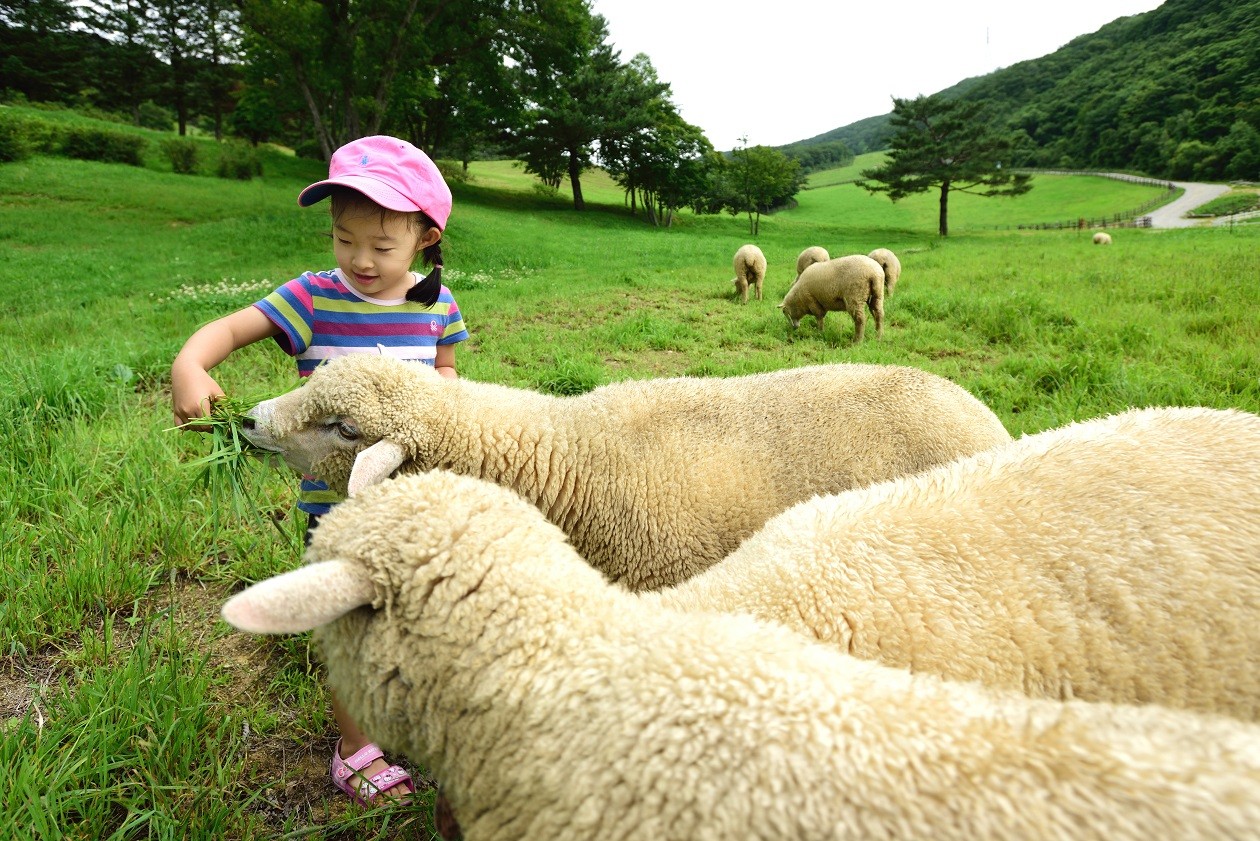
top-left (859, 94), bottom-right (1032, 237)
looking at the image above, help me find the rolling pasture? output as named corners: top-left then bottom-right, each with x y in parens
top-left (1, 130), bottom-right (1257, 839)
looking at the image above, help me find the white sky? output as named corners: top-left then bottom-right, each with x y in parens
top-left (591, 0), bottom-right (1166, 150)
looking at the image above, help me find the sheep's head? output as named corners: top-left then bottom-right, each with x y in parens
top-left (220, 470), bottom-right (603, 756)
top-left (241, 353), bottom-right (448, 496)
top-left (778, 299), bottom-right (804, 329)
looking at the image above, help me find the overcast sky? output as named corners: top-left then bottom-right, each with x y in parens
top-left (590, 0), bottom-right (1166, 150)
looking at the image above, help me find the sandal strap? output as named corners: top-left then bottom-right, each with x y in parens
top-left (366, 765), bottom-right (414, 796)
top-left (336, 739), bottom-right (385, 771)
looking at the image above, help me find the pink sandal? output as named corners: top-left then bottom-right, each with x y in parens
top-left (330, 739), bottom-right (415, 805)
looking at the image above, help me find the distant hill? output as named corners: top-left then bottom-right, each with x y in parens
top-left (788, 0), bottom-right (1260, 181)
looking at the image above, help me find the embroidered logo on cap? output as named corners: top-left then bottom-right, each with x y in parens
top-left (360, 155), bottom-right (369, 166)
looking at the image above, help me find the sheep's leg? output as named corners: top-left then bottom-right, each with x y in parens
top-left (870, 295), bottom-right (884, 339)
top-left (755, 280), bottom-right (763, 300)
top-left (850, 306), bottom-right (866, 343)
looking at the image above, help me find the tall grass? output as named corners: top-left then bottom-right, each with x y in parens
top-left (1, 122), bottom-right (1257, 838)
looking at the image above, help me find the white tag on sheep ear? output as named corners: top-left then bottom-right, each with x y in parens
top-left (348, 439), bottom-right (408, 496)
top-left (221, 560), bottom-right (376, 634)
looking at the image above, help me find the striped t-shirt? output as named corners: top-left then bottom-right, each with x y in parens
top-left (254, 268), bottom-right (469, 514)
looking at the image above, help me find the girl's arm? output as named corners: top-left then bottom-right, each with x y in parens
top-left (434, 343), bottom-right (458, 380)
top-left (171, 305), bottom-right (280, 427)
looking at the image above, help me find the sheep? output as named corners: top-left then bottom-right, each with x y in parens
top-left (645, 406), bottom-right (1260, 721)
top-left (240, 353), bottom-right (1012, 590)
top-left (867, 247), bottom-right (902, 296)
top-left (792, 245), bottom-right (829, 283)
top-left (221, 470), bottom-right (1260, 841)
top-left (780, 254), bottom-right (884, 343)
top-left (1093, 231), bottom-right (1113, 245)
top-left (730, 243), bottom-right (766, 303)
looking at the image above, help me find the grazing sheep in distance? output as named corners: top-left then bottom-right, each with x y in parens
top-left (868, 247), bottom-right (902, 295)
top-left (221, 471), bottom-right (1260, 841)
top-left (793, 245), bottom-right (829, 283)
top-left (780, 253), bottom-right (884, 343)
top-left (730, 243), bottom-right (766, 303)
top-left (240, 354), bottom-right (1012, 590)
top-left (648, 406), bottom-right (1260, 721)
top-left (1094, 231), bottom-right (1113, 244)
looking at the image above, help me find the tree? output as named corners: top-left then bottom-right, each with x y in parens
top-left (721, 140), bottom-right (804, 236)
top-left (861, 96), bottom-right (1028, 238)
top-left (859, 94), bottom-right (1032, 236)
top-left (596, 53), bottom-right (715, 225)
top-left (506, 12), bottom-right (628, 211)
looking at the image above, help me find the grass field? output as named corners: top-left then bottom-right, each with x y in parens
top-left (2, 117), bottom-right (1258, 839)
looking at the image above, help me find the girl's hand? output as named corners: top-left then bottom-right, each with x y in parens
top-left (172, 366), bottom-right (226, 430)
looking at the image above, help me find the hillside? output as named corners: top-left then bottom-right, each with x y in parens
top-left (792, 0), bottom-right (1260, 181)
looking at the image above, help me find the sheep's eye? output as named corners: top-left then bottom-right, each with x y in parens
top-left (324, 418), bottom-right (360, 442)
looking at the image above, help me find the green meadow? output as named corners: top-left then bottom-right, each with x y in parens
top-left (2, 120), bottom-right (1258, 839)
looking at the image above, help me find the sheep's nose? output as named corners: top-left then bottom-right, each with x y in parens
top-left (241, 416), bottom-right (256, 431)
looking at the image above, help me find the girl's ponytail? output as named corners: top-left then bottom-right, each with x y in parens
top-left (406, 237), bottom-right (444, 307)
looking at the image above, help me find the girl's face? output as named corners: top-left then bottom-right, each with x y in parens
top-left (332, 207), bottom-right (438, 300)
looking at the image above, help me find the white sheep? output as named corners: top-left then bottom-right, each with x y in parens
top-left (867, 247), bottom-right (902, 296)
top-left (730, 243), bottom-right (766, 303)
top-left (222, 471), bottom-right (1260, 841)
top-left (646, 406), bottom-right (1260, 720)
top-left (241, 354), bottom-right (1012, 590)
top-left (1093, 231), bottom-right (1113, 245)
top-left (779, 254), bottom-right (884, 343)
top-left (792, 245), bottom-right (829, 283)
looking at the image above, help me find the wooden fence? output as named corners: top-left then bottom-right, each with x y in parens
top-left (1006, 170), bottom-right (1178, 231)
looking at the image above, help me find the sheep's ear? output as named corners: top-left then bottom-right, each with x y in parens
top-left (348, 439), bottom-right (408, 496)
top-left (221, 560), bottom-right (376, 634)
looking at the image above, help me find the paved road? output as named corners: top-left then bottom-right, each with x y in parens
top-left (1034, 171), bottom-right (1234, 229)
top-left (1143, 181), bottom-right (1232, 228)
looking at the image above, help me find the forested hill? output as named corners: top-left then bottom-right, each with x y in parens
top-left (795, 0), bottom-right (1260, 181)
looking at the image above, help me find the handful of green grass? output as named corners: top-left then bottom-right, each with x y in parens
top-left (182, 395), bottom-right (272, 513)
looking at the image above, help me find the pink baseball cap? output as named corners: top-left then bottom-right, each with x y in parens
top-left (298, 135), bottom-right (452, 229)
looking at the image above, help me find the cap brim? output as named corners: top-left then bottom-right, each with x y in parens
top-left (297, 175), bottom-right (423, 214)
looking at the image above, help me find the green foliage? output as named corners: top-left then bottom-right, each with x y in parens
top-left (860, 94), bottom-right (1033, 236)
top-left (718, 141), bottom-right (806, 236)
top-left (780, 139), bottom-right (855, 173)
top-left (59, 123), bottom-right (147, 166)
top-left (214, 139), bottom-right (261, 180)
top-left (137, 99), bottom-right (176, 131)
top-left (0, 109), bottom-right (63, 161)
top-left (0, 110), bottom-right (34, 161)
top-left (161, 136), bottom-right (200, 174)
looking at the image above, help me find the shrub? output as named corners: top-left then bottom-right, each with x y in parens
top-left (436, 158), bottom-right (471, 184)
top-left (137, 100), bottom-right (175, 131)
top-left (293, 139), bottom-right (324, 161)
top-left (160, 137), bottom-right (199, 174)
top-left (60, 125), bottom-right (146, 166)
top-left (215, 140), bottom-right (261, 180)
top-left (0, 110), bottom-right (63, 161)
top-left (0, 111), bottom-right (33, 162)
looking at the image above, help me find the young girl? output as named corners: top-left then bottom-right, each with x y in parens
top-left (171, 135), bottom-right (467, 806)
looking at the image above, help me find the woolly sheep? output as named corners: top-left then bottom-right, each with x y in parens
top-left (792, 245), bottom-right (829, 283)
top-left (867, 247), bottom-right (902, 296)
top-left (729, 243), bottom-right (766, 303)
top-left (240, 354), bottom-right (1012, 590)
top-left (646, 406), bottom-right (1260, 721)
top-left (780, 254), bottom-right (884, 343)
top-left (222, 471), bottom-right (1260, 841)
top-left (1094, 231), bottom-right (1113, 245)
